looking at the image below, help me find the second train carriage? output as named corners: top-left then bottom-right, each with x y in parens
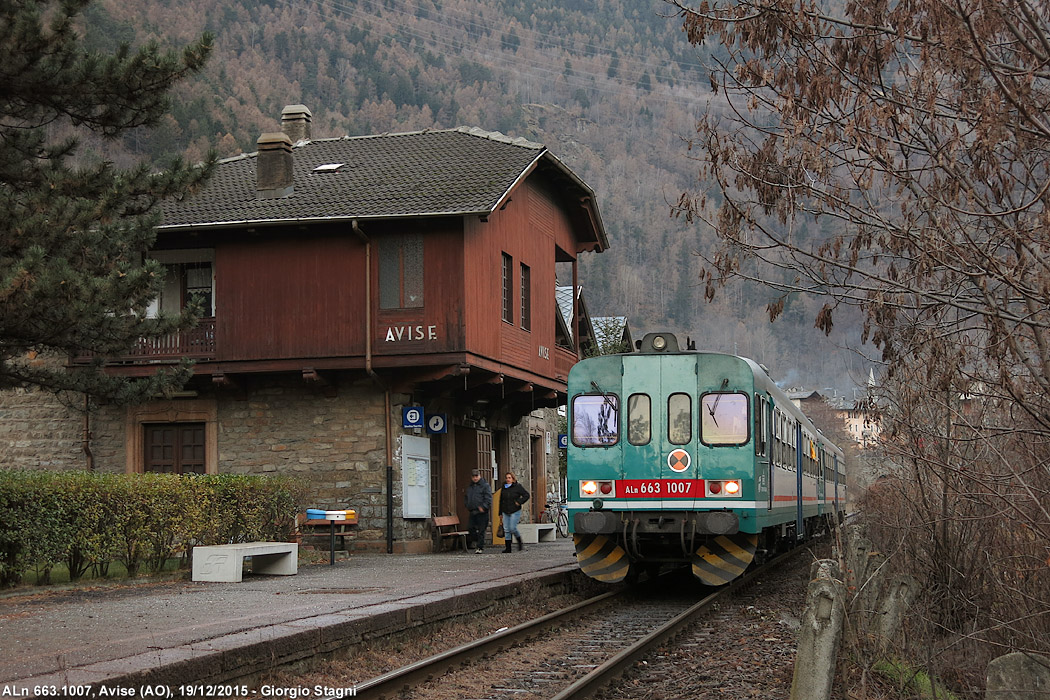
top-left (567, 332), bottom-right (847, 585)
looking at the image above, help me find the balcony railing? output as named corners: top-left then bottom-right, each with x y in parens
top-left (73, 319), bottom-right (216, 364)
top-left (554, 345), bottom-right (578, 380)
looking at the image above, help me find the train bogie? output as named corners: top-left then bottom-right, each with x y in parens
top-left (566, 332), bottom-right (847, 586)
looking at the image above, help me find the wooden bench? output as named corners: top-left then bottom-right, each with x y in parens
top-left (298, 512), bottom-right (359, 550)
top-left (433, 515), bottom-right (470, 551)
top-left (191, 542), bottom-right (298, 582)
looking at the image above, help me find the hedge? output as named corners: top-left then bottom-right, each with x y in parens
top-left (0, 470), bottom-right (306, 587)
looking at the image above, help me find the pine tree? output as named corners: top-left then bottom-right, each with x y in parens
top-left (0, 0), bottom-right (213, 401)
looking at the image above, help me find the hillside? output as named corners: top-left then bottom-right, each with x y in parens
top-left (77, 0), bottom-right (872, 395)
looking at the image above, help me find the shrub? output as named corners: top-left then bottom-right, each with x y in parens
top-left (0, 469), bottom-right (306, 587)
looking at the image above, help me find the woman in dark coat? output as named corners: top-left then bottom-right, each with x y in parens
top-left (498, 472), bottom-right (530, 552)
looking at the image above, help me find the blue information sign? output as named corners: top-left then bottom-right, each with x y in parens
top-left (427, 414), bottom-right (447, 434)
top-left (402, 406), bottom-right (424, 429)
top-left (558, 433), bottom-right (568, 449)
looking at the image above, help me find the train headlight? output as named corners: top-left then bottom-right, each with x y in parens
top-left (706, 480), bottom-right (743, 497)
top-left (581, 480), bottom-right (598, 496)
top-left (652, 335), bottom-right (667, 351)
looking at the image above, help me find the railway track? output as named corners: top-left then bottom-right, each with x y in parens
top-left (335, 547), bottom-right (803, 700)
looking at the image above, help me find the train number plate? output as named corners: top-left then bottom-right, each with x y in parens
top-left (617, 479), bottom-right (704, 497)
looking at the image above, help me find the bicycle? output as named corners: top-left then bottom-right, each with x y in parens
top-left (540, 497), bottom-right (569, 538)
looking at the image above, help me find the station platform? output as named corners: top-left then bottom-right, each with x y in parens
top-left (0, 539), bottom-right (578, 696)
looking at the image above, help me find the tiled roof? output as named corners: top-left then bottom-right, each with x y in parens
top-left (555, 285), bottom-right (578, 338)
top-left (159, 127), bottom-right (565, 230)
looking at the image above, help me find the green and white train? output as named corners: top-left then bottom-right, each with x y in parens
top-left (567, 332), bottom-right (847, 585)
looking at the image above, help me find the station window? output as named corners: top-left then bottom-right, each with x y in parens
top-left (144, 422), bottom-right (206, 474)
top-left (701, 392), bottom-right (749, 446)
top-left (146, 251), bottom-right (215, 318)
top-left (520, 263), bottom-right (531, 331)
top-left (501, 252), bottom-right (513, 323)
top-left (627, 394), bottom-right (651, 445)
top-left (668, 393), bottom-right (691, 445)
top-left (379, 233), bottom-right (424, 309)
top-left (572, 394), bottom-right (619, 446)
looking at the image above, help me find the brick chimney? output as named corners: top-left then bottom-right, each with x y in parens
top-left (256, 132), bottom-right (293, 199)
top-left (281, 104), bottom-right (312, 142)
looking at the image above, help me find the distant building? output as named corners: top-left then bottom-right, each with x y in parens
top-left (787, 384), bottom-right (881, 449)
top-left (555, 285), bottom-right (596, 357)
top-left (842, 402), bottom-right (881, 449)
top-left (785, 388), bottom-right (825, 409)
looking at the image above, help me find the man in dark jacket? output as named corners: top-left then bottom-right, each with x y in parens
top-left (464, 469), bottom-right (492, 553)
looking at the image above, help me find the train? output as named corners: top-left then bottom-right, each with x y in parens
top-left (566, 332), bottom-right (847, 585)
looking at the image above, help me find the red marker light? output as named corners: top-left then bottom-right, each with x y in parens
top-left (600, 482), bottom-right (613, 495)
top-left (709, 482), bottom-right (722, 494)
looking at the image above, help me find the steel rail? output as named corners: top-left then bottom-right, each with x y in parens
top-left (549, 547), bottom-right (803, 700)
top-left (336, 545), bottom-right (807, 700)
top-left (348, 589), bottom-right (621, 700)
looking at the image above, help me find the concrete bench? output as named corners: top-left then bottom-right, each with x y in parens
top-left (192, 542), bottom-right (298, 582)
top-left (517, 523), bottom-right (556, 544)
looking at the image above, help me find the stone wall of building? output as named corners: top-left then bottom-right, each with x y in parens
top-left (214, 376), bottom-right (401, 545)
top-left (0, 374), bottom-right (549, 552)
top-left (0, 376), bottom-right (431, 549)
top-left (0, 387), bottom-right (87, 470)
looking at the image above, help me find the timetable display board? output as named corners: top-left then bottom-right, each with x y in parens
top-left (401, 435), bottom-right (431, 518)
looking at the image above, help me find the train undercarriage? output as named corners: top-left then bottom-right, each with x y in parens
top-left (572, 509), bottom-right (834, 585)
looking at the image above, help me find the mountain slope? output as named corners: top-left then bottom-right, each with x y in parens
top-left (78, 0), bottom-right (869, 393)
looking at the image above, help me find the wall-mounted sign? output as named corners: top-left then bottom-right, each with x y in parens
top-left (558, 434), bottom-right (568, 449)
top-left (401, 435), bottom-right (431, 518)
top-left (538, 345), bottom-right (550, 359)
top-left (402, 407), bottom-right (424, 429)
top-left (427, 414), bottom-right (447, 434)
top-left (384, 325), bottom-right (438, 342)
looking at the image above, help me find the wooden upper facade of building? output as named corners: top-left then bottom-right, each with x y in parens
top-left (91, 107), bottom-right (608, 419)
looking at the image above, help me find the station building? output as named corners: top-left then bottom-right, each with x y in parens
top-left (0, 105), bottom-right (609, 552)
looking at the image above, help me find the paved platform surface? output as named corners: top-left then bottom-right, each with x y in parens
top-left (0, 540), bottom-right (578, 695)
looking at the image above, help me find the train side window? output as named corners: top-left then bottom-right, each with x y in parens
top-left (667, 393), bottom-right (691, 445)
top-left (627, 394), bottom-right (651, 445)
top-left (701, 392), bottom-right (749, 446)
top-left (790, 420), bottom-right (798, 469)
top-left (754, 395), bottom-right (767, 457)
top-left (571, 394), bottom-right (620, 446)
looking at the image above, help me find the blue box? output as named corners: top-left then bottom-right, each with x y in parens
top-left (306, 508), bottom-right (326, 520)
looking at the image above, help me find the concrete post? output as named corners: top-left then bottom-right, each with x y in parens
top-left (858, 552), bottom-right (888, 628)
top-left (790, 564), bottom-right (848, 700)
top-left (845, 534), bottom-right (873, 602)
top-left (986, 652), bottom-right (1050, 699)
top-left (810, 558), bottom-right (840, 581)
top-left (874, 574), bottom-right (920, 653)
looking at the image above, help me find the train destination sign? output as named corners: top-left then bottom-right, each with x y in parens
top-left (617, 479), bottom-right (703, 497)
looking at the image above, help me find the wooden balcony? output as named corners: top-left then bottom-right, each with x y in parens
top-left (554, 345), bottom-right (579, 382)
top-left (73, 319), bottom-right (216, 365)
